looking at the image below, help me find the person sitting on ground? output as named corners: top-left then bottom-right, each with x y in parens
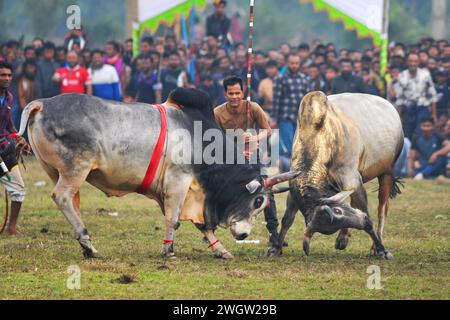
top-left (408, 117), bottom-right (448, 180)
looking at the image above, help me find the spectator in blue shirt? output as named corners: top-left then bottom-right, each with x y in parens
top-left (89, 50), bottom-right (121, 101)
top-left (408, 117), bottom-right (447, 179)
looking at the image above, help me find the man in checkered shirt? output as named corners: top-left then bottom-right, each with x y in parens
top-left (270, 53), bottom-right (311, 168)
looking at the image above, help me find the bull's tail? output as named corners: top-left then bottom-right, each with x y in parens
top-left (390, 177), bottom-right (404, 199)
top-left (18, 100), bottom-right (43, 136)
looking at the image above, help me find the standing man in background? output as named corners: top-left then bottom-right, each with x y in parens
top-left (89, 50), bottom-right (121, 101)
top-left (395, 52), bottom-right (438, 139)
top-left (52, 51), bottom-right (92, 95)
top-left (0, 61), bottom-right (27, 236)
top-left (271, 53), bottom-right (311, 172)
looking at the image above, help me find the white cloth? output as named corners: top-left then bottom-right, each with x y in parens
top-left (0, 166), bottom-right (26, 202)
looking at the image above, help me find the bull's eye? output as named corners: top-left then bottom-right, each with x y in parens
top-left (254, 196), bottom-right (264, 209)
top-left (333, 208), bottom-right (343, 215)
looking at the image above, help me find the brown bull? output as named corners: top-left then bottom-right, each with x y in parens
top-left (270, 91), bottom-right (404, 259)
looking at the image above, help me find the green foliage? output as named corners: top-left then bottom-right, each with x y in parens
top-left (225, 0), bottom-right (449, 50)
top-left (1, 0), bottom-right (125, 47)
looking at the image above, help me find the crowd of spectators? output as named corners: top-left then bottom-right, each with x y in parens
top-left (1, 0), bottom-right (449, 179)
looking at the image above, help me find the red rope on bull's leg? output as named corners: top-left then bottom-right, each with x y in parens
top-left (208, 240), bottom-right (220, 248)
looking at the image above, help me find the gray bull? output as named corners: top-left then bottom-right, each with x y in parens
top-left (19, 88), bottom-right (297, 259)
top-left (271, 91), bottom-right (404, 259)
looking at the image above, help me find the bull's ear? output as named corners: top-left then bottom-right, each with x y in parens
top-left (245, 180), bottom-right (261, 194)
top-left (321, 190), bottom-right (354, 203)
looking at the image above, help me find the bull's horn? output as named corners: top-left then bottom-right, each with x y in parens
top-left (321, 190), bottom-right (354, 203)
top-left (264, 171), bottom-right (301, 188)
top-left (271, 186), bottom-right (291, 194)
top-left (245, 180), bottom-right (261, 194)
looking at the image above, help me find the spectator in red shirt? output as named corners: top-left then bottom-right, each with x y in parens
top-left (52, 51), bottom-right (92, 95)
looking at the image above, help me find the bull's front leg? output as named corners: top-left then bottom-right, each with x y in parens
top-left (269, 192), bottom-right (298, 257)
top-left (202, 229), bottom-right (234, 259)
top-left (363, 216), bottom-right (393, 260)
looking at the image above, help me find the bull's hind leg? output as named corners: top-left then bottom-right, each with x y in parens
top-left (370, 173), bottom-right (394, 259)
top-left (161, 175), bottom-right (193, 259)
top-left (52, 168), bottom-right (99, 258)
top-left (335, 184), bottom-right (368, 250)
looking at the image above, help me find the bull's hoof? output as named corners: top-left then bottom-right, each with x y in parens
top-left (266, 246), bottom-right (282, 257)
top-left (335, 234), bottom-right (349, 250)
top-left (162, 252), bottom-right (176, 260)
top-left (83, 249), bottom-right (102, 259)
top-left (213, 250), bottom-right (234, 260)
top-left (375, 250), bottom-right (394, 260)
top-left (370, 246), bottom-right (394, 260)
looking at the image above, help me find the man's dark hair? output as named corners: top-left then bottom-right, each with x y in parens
top-left (340, 58), bottom-right (353, 66)
top-left (361, 55), bottom-right (372, 63)
top-left (407, 52), bottom-right (419, 59)
top-left (125, 38), bottom-right (133, 43)
top-left (55, 45), bottom-right (67, 54)
top-left (298, 43), bottom-right (310, 51)
top-left (215, 0), bottom-right (227, 6)
top-left (24, 45), bottom-right (34, 53)
top-left (6, 40), bottom-right (20, 49)
top-left (223, 76), bottom-right (243, 91)
top-left (139, 53), bottom-right (152, 61)
top-left (141, 36), bottom-right (154, 45)
top-left (309, 63), bottom-right (321, 70)
top-left (266, 60), bottom-right (278, 68)
top-left (21, 59), bottom-right (37, 74)
top-left (107, 40), bottom-right (120, 53)
top-left (287, 52), bottom-right (300, 60)
top-left (326, 65), bottom-right (338, 73)
top-left (0, 61), bottom-right (13, 72)
top-left (43, 41), bottom-right (55, 50)
top-left (420, 117), bottom-right (434, 125)
top-left (91, 49), bottom-right (104, 56)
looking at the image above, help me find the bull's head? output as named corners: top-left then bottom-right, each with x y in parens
top-left (227, 171), bottom-right (301, 240)
top-left (302, 190), bottom-right (371, 255)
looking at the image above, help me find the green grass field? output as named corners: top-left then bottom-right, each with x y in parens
top-left (0, 159), bottom-right (449, 299)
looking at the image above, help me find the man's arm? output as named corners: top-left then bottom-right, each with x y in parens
top-left (429, 137), bottom-right (450, 164)
top-left (407, 149), bottom-right (418, 177)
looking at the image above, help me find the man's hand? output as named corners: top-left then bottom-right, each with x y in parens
top-left (123, 96), bottom-right (135, 103)
top-left (52, 73), bottom-right (61, 83)
top-left (428, 152), bottom-right (439, 164)
top-left (243, 132), bottom-right (258, 143)
top-left (270, 120), bottom-right (278, 129)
